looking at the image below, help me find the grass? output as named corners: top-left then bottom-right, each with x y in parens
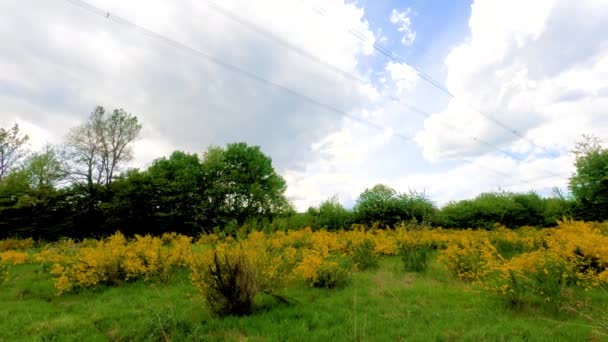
top-left (1, 258), bottom-right (607, 341)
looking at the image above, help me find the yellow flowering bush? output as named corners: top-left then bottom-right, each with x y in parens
top-left (296, 249), bottom-right (351, 288)
top-left (0, 251), bottom-right (30, 265)
top-left (439, 238), bottom-right (503, 282)
top-left (1, 219), bottom-right (605, 312)
top-left (543, 220), bottom-right (608, 286)
top-left (488, 227), bottom-right (537, 259)
top-left (0, 237), bottom-right (34, 251)
top-left (491, 250), bottom-right (572, 307)
top-left (52, 232), bottom-right (192, 294)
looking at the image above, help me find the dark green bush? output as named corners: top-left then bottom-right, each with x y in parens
top-left (399, 244), bottom-right (432, 272)
top-left (350, 239), bottom-right (380, 271)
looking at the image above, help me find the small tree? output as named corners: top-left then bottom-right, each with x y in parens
top-left (354, 184), bottom-right (436, 227)
top-left (308, 196), bottom-right (352, 230)
top-left (22, 145), bottom-right (66, 190)
top-left (569, 135), bottom-right (608, 221)
top-left (0, 124), bottom-right (29, 181)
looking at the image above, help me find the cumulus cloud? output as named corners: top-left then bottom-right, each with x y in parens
top-left (2, 0), bottom-right (605, 211)
top-left (415, 0), bottom-right (608, 160)
top-left (384, 62), bottom-right (418, 95)
top-left (287, 0), bottom-right (608, 210)
top-left (0, 0), bottom-right (378, 171)
top-left (389, 8), bottom-right (416, 46)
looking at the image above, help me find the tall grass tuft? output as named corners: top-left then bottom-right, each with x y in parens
top-left (399, 244), bottom-right (432, 273)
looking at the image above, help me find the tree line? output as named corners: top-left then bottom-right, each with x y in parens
top-left (0, 107), bottom-right (606, 239)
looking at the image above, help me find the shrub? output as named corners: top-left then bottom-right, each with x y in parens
top-left (0, 251), bottom-right (29, 265)
top-left (307, 196), bottom-right (353, 230)
top-left (494, 250), bottom-right (573, 309)
top-left (439, 238), bottom-right (502, 281)
top-left (296, 250), bottom-right (351, 289)
top-left (52, 232), bottom-right (190, 294)
top-left (349, 239), bottom-right (380, 271)
top-left (205, 251), bottom-right (258, 316)
top-left (0, 238), bottom-right (34, 252)
top-left (312, 259), bottom-right (351, 289)
top-left (488, 227), bottom-right (536, 259)
top-left (399, 244), bottom-right (432, 272)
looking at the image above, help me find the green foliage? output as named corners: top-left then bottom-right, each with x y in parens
top-left (399, 244), bottom-right (432, 272)
top-left (307, 196), bottom-right (352, 230)
top-left (310, 258), bottom-right (351, 289)
top-left (354, 184), bottom-right (436, 227)
top-left (350, 239), bottom-right (380, 271)
top-left (437, 191), bottom-right (553, 229)
top-left (569, 135), bottom-right (608, 221)
top-left (202, 142), bottom-right (292, 227)
top-left (108, 151), bottom-right (206, 235)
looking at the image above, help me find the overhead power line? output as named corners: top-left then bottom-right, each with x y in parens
top-left (198, 0), bottom-right (562, 178)
top-left (305, 1), bottom-right (553, 155)
top-left (61, 0), bottom-right (563, 190)
top-left (63, 0), bottom-right (413, 143)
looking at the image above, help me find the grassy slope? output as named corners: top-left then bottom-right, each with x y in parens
top-left (1, 257), bottom-right (607, 341)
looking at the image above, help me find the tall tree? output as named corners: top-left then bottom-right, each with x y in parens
top-left (65, 106), bottom-right (142, 188)
top-left (201, 142), bottom-right (291, 226)
top-left (569, 135), bottom-right (608, 220)
top-left (0, 124), bottom-right (29, 181)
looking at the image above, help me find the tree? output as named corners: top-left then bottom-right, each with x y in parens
top-left (108, 151), bottom-right (207, 235)
top-left (65, 106), bottom-right (141, 188)
top-left (0, 124), bottom-right (29, 181)
top-left (307, 196), bottom-right (352, 230)
top-left (201, 142), bottom-right (291, 226)
top-left (437, 191), bottom-right (558, 229)
top-left (569, 135), bottom-right (608, 221)
top-left (22, 145), bottom-right (65, 190)
top-left (354, 184), bottom-right (436, 227)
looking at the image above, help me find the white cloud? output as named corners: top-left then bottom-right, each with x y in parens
top-left (0, 0), bottom-right (378, 171)
top-left (2, 0), bottom-right (604, 213)
top-left (390, 8), bottom-right (416, 46)
top-left (416, 0), bottom-right (608, 160)
top-left (385, 61), bottom-right (418, 95)
top-left (287, 0), bottom-right (607, 210)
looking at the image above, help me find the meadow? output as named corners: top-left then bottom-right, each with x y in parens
top-left (1, 220), bottom-right (607, 341)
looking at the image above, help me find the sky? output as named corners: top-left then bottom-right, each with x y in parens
top-left (1, 0), bottom-right (607, 210)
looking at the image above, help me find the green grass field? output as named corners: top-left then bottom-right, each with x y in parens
top-left (1, 256), bottom-right (607, 341)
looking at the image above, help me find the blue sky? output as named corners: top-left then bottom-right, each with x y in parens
top-left (1, 0), bottom-right (607, 210)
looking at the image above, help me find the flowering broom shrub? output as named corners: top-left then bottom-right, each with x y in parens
top-left (295, 249), bottom-right (351, 288)
top-left (0, 251), bottom-right (30, 265)
top-left (0, 237), bottom-right (34, 252)
top-left (439, 238), bottom-right (503, 282)
top-left (52, 232), bottom-right (191, 294)
top-left (491, 250), bottom-right (573, 308)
